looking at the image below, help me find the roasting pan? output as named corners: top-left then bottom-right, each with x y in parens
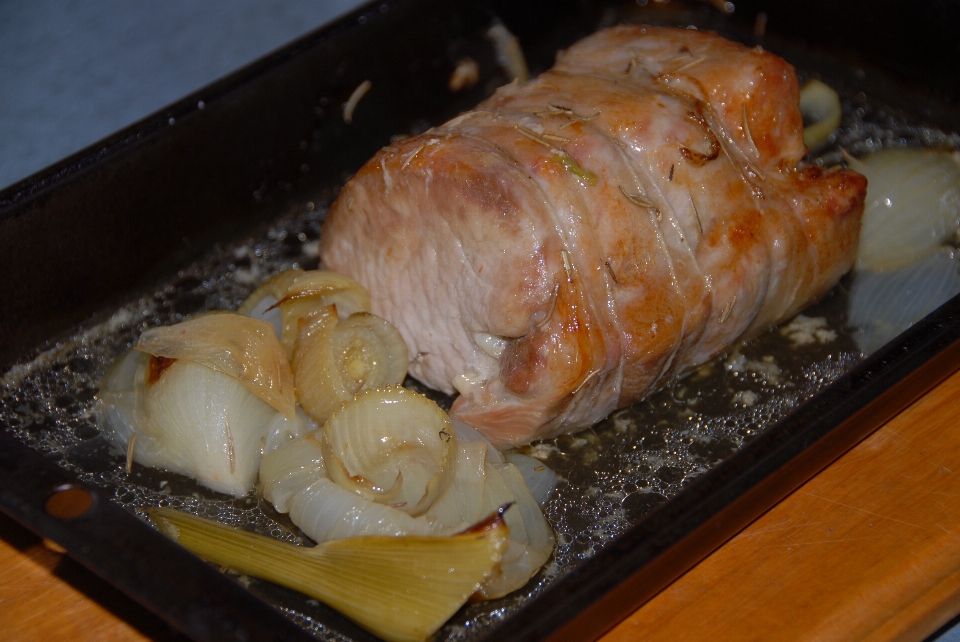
top-left (3, 0), bottom-right (960, 640)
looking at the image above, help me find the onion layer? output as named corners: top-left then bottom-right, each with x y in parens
top-left (259, 432), bottom-right (326, 513)
top-left (293, 306), bottom-right (408, 424)
top-left (136, 313), bottom-right (295, 418)
top-left (505, 451), bottom-right (559, 507)
top-left (140, 360), bottom-right (279, 495)
top-left (424, 441), bottom-right (489, 527)
top-left (290, 478), bottom-right (443, 541)
top-left (237, 268), bottom-right (304, 337)
top-left (855, 148), bottom-right (960, 272)
top-left (322, 386), bottom-right (455, 516)
top-left (151, 506), bottom-right (508, 642)
top-left (258, 387), bottom-right (557, 598)
top-left (475, 460), bottom-right (556, 598)
top-left (98, 352), bottom-right (290, 497)
top-left (277, 270), bottom-right (372, 357)
top-left (799, 79), bottom-right (841, 151)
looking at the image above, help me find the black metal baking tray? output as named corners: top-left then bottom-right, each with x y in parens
top-left (2, 1), bottom-right (960, 640)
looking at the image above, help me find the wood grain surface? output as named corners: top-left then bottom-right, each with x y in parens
top-left (3, 366), bottom-right (960, 641)
top-left (607, 364), bottom-right (960, 642)
top-left (0, 513), bottom-right (178, 641)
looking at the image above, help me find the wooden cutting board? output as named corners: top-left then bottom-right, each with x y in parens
top-left (3, 365), bottom-right (960, 641)
top-left (606, 363), bottom-right (960, 642)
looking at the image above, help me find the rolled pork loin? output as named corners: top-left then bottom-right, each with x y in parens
top-left (320, 25), bottom-right (867, 448)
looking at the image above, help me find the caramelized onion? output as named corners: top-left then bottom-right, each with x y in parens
top-left (277, 270), bottom-right (372, 357)
top-left (136, 313), bottom-right (295, 418)
top-left (293, 306), bottom-right (408, 424)
top-left (322, 386), bottom-right (456, 516)
top-left (474, 460), bottom-right (555, 599)
top-left (237, 268), bottom-right (304, 337)
top-left (257, 391), bottom-right (556, 597)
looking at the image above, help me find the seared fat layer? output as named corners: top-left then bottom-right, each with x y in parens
top-left (320, 25), bottom-right (866, 447)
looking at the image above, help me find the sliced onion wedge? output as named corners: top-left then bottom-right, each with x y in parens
top-left (136, 313), bottom-right (295, 418)
top-left (476, 461), bottom-right (555, 598)
top-left (134, 359), bottom-right (280, 496)
top-left (260, 431), bottom-right (327, 514)
top-left (97, 349), bottom-right (149, 451)
top-left (276, 270), bottom-right (372, 357)
top-left (799, 79), bottom-right (841, 151)
top-left (855, 148), bottom-right (960, 272)
top-left (151, 506), bottom-right (508, 642)
top-left (99, 313), bottom-right (304, 496)
top-left (289, 477), bottom-right (443, 541)
top-left (424, 440), bottom-right (489, 527)
top-left (293, 307), bottom-right (408, 424)
top-left (505, 451), bottom-right (559, 507)
top-left (323, 386), bottom-right (456, 517)
top-left (236, 268), bottom-right (304, 337)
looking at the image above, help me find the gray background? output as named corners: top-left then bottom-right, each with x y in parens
top-left (0, 0), bottom-right (363, 190)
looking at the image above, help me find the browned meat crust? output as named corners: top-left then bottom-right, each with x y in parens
top-left (321, 25), bottom-right (866, 447)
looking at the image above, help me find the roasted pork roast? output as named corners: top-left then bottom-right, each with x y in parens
top-left (320, 25), bottom-right (867, 447)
